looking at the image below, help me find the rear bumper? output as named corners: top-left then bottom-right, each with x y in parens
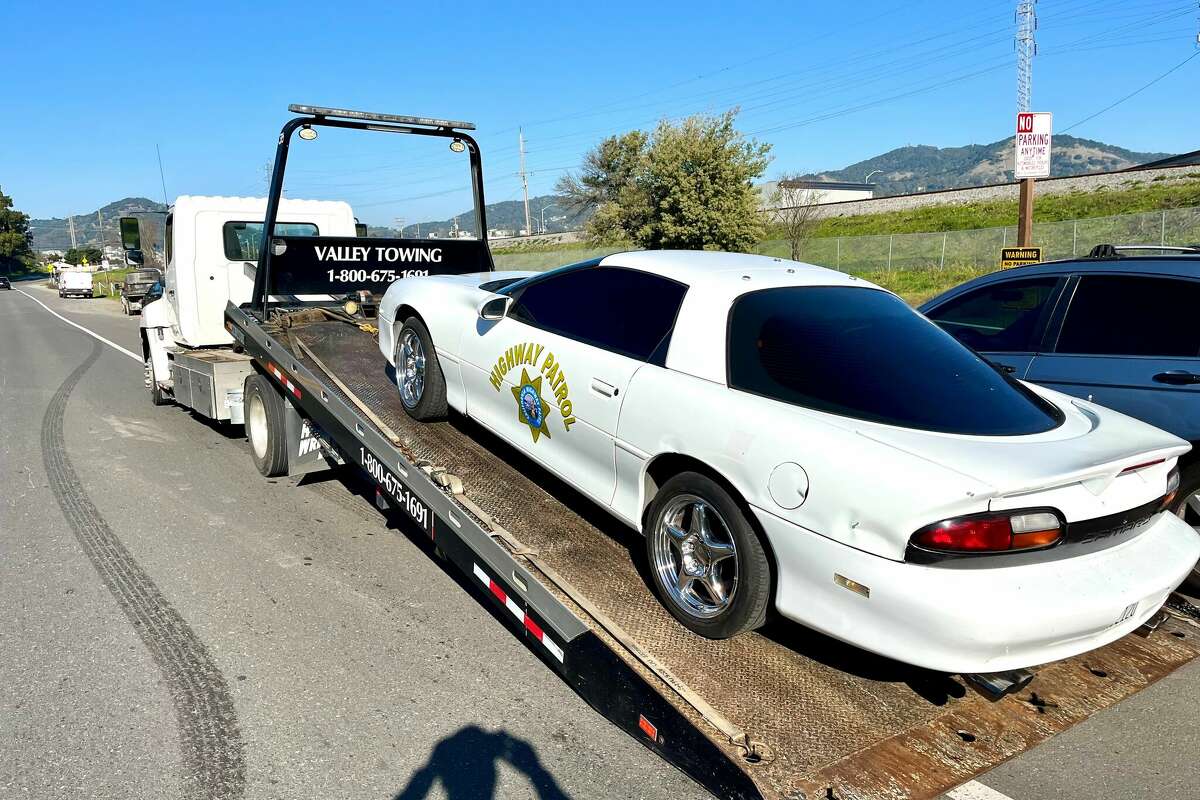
top-left (761, 507), bottom-right (1199, 673)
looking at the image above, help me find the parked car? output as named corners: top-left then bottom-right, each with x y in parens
top-left (121, 268), bottom-right (163, 315)
top-left (0, 275), bottom-right (10, 290)
top-left (921, 246), bottom-right (1200, 590)
top-left (59, 269), bottom-right (94, 298)
top-left (375, 250), bottom-right (1198, 673)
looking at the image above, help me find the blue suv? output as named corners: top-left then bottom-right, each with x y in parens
top-left (921, 246), bottom-right (1200, 590)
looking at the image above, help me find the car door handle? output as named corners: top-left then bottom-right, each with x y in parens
top-left (590, 378), bottom-right (618, 397)
top-left (1153, 370), bottom-right (1200, 385)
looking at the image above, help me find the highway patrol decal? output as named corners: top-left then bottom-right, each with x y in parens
top-left (489, 342), bottom-right (577, 440)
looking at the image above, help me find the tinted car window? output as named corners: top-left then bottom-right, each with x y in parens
top-left (509, 266), bottom-right (686, 361)
top-left (728, 286), bottom-right (1062, 435)
top-left (926, 277), bottom-right (1059, 352)
top-left (1056, 275), bottom-right (1200, 357)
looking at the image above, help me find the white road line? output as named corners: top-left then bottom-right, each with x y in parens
top-left (16, 289), bottom-right (141, 363)
top-left (946, 780), bottom-right (1018, 800)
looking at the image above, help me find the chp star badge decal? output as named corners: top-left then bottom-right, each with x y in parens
top-left (511, 367), bottom-right (553, 442)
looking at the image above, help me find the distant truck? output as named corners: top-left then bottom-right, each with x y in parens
top-left (120, 268), bottom-right (163, 315)
top-left (58, 269), bottom-right (94, 298)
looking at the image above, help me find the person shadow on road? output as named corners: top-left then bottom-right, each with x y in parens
top-left (393, 725), bottom-right (572, 800)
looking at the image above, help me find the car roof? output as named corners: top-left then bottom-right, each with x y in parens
top-left (919, 254), bottom-right (1200, 310)
top-left (597, 249), bottom-right (872, 294)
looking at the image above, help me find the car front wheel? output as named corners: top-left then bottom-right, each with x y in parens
top-left (645, 472), bottom-right (771, 639)
top-left (395, 316), bottom-right (447, 421)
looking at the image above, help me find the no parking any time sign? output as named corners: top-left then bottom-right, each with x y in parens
top-left (1015, 111), bottom-right (1052, 179)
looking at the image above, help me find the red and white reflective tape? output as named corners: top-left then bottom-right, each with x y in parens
top-left (472, 562), bottom-right (564, 663)
top-left (266, 362), bottom-right (302, 399)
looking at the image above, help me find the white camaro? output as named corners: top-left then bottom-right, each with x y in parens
top-left (379, 250), bottom-right (1199, 673)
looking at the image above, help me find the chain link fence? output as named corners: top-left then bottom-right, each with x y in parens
top-left (757, 206), bottom-right (1200, 273)
top-left (487, 206), bottom-right (1200, 275)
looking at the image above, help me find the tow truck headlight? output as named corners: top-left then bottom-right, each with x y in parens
top-left (910, 509), bottom-right (1063, 556)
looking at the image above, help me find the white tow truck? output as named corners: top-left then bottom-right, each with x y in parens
top-left (132, 195), bottom-right (356, 422)
top-left (120, 105), bottom-right (1200, 800)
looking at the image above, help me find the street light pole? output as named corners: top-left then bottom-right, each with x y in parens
top-left (539, 205), bottom-right (553, 235)
top-left (864, 169), bottom-right (882, 184)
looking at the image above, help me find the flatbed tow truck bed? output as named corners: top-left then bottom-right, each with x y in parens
top-left (228, 307), bottom-right (1200, 800)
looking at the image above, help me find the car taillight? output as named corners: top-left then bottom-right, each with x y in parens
top-left (1162, 467), bottom-right (1180, 510)
top-left (911, 510), bottom-right (1062, 554)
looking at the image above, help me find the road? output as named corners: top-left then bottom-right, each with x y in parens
top-left (1, 279), bottom-right (1197, 800)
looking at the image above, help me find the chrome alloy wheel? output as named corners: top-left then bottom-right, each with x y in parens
top-left (247, 392), bottom-right (268, 460)
top-left (397, 329), bottom-right (426, 409)
top-left (652, 494), bottom-right (739, 620)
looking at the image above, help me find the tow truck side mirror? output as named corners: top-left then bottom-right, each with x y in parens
top-left (119, 216), bottom-right (142, 250)
top-left (124, 249), bottom-right (144, 266)
top-left (478, 295), bottom-right (511, 321)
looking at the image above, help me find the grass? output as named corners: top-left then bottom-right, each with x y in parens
top-left (774, 179), bottom-right (1200, 239)
top-left (852, 265), bottom-right (992, 306)
top-left (91, 267), bottom-right (133, 301)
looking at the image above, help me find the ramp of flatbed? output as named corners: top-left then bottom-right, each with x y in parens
top-left (282, 318), bottom-right (1200, 800)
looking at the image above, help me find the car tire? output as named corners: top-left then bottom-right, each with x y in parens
top-left (1171, 462), bottom-right (1200, 593)
top-left (395, 316), bottom-right (447, 421)
top-left (644, 471), bottom-right (771, 639)
top-left (244, 374), bottom-right (288, 477)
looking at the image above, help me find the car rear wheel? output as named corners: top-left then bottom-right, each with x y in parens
top-left (645, 472), bottom-right (771, 639)
top-left (1171, 462), bottom-right (1200, 592)
top-left (244, 374), bottom-right (288, 477)
top-left (395, 316), bottom-right (447, 421)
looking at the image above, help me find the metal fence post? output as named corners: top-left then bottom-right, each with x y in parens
top-left (1072, 221), bottom-right (1078, 256)
top-left (1002, 226), bottom-right (1007, 248)
top-left (1161, 210), bottom-right (1167, 246)
top-left (836, 237), bottom-right (841, 270)
top-left (940, 232), bottom-right (947, 269)
top-left (887, 235), bottom-right (893, 270)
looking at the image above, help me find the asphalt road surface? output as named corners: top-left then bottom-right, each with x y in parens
top-left (1, 279), bottom-right (1197, 800)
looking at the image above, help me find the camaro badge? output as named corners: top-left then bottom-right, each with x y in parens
top-left (512, 368), bottom-right (552, 442)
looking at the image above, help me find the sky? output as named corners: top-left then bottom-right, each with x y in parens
top-left (3, 0), bottom-right (1198, 227)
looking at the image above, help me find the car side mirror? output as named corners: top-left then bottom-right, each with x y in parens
top-left (478, 295), bottom-right (511, 321)
top-left (124, 249), bottom-right (144, 266)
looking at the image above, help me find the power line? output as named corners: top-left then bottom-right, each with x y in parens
top-left (1061, 49), bottom-right (1200, 133)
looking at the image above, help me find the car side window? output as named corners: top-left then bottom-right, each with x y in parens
top-left (925, 277), bottom-right (1060, 353)
top-left (508, 266), bottom-right (687, 362)
top-left (1055, 275), bottom-right (1200, 357)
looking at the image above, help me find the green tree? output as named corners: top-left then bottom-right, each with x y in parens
top-left (559, 111), bottom-right (771, 251)
top-left (65, 246), bottom-right (103, 266)
top-left (0, 186), bottom-right (35, 271)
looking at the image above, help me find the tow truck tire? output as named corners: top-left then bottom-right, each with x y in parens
top-left (1171, 462), bottom-right (1200, 592)
top-left (645, 472), bottom-right (771, 639)
top-left (146, 355), bottom-right (169, 407)
top-left (395, 316), bottom-right (447, 421)
top-left (245, 374), bottom-right (288, 477)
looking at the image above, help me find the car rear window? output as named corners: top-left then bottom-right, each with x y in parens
top-left (728, 286), bottom-right (1063, 435)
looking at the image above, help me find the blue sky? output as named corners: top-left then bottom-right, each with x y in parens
top-left (3, 0), bottom-right (1198, 226)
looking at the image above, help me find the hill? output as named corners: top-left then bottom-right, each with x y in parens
top-left (800, 135), bottom-right (1172, 196)
top-left (31, 197), bottom-right (166, 251)
top-left (399, 194), bottom-right (591, 238)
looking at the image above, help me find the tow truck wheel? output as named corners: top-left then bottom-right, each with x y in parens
top-left (645, 472), bottom-right (771, 639)
top-left (146, 355), bottom-right (169, 406)
top-left (245, 374), bottom-right (288, 477)
top-left (395, 316), bottom-right (447, 421)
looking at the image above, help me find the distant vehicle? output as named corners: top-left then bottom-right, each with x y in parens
top-left (0, 276), bottom-right (11, 290)
top-left (59, 270), bottom-right (94, 298)
top-left (920, 245), bottom-right (1200, 590)
top-left (378, 250), bottom-right (1197, 671)
top-left (120, 268), bottom-right (163, 315)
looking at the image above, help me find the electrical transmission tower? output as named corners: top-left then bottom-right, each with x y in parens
top-left (1016, 0), bottom-right (1038, 113)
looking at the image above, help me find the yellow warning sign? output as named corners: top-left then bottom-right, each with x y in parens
top-left (1000, 246), bottom-right (1042, 269)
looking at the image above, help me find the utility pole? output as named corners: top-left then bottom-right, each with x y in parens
top-left (1016, 0), bottom-right (1038, 246)
top-left (395, 217), bottom-right (405, 238)
top-left (518, 128), bottom-right (532, 237)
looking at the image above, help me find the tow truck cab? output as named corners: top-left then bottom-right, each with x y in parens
top-left (125, 196), bottom-right (356, 421)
